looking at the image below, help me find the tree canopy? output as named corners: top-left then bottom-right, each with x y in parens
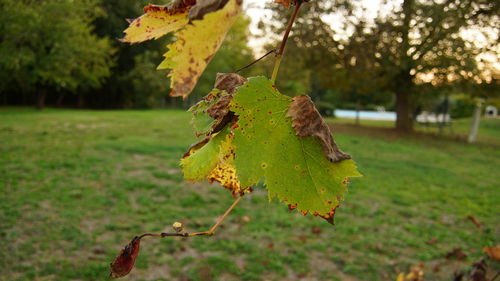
top-left (0, 0), bottom-right (114, 109)
top-left (263, 0), bottom-right (499, 131)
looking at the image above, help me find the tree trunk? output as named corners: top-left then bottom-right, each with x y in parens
top-left (57, 93), bottom-right (65, 107)
top-left (395, 90), bottom-right (413, 132)
top-left (78, 93), bottom-right (85, 108)
top-left (468, 100), bottom-right (482, 143)
top-left (36, 89), bottom-right (47, 110)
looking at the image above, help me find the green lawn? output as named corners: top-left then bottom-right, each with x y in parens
top-left (333, 117), bottom-right (500, 145)
top-left (1, 108), bottom-right (499, 281)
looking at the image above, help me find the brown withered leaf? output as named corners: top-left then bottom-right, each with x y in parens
top-left (482, 245), bottom-right (500, 261)
top-left (466, 215), bottom-right (482, 228)
top-left (445, 248), bottom-right (467, 260)
top-left (287, 95), bottom-right (351, 163)
top-left (144, 0), bottom-right (196, 14)
top-left (425, 237), bottom-right (438, 245)
top-left (186, 73), bottom-right (245, 138)
top-left (109, 236), bottom-right (141, 278)
top-left (188, 0), bottom-right (231, 20)
top-left (275, 0), bottom-right (295, 7)
top-left (469, 258), bottom-right (487, 281)
top-left (207, 73), bottom-right (247, 120)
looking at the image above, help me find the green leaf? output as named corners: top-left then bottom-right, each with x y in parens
top-left (187, 89), bottom-right (220, 136)
top-left (229, 77), bottom-right (361, 217)
top-left (181, 126), bottom-right (246, 195)
top-left (181, 127), bottom-right (230, 181)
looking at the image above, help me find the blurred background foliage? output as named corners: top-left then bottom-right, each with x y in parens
top-left (0, 0), bottom-right (498, 129)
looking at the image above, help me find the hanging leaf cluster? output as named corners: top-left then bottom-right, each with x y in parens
top-left (182, 74), bottom-right (361, 223)
top-left (111, 0), bottom-right (361, 278)
top-left (120, 0), bottom-right (360, 225)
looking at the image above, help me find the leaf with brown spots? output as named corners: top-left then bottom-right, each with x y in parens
top-left (157, 0), bottom-right (242, 98)
top-left (181, 126), bottom-right (250, 195)
top-left (188, 73), bottom-right (246, 136)
top-left (122, 0), bottom-right (242, 98)
top-left (121, 1), bottom-right (193, 44)
top-left (228, 77), bottom-right (361, 220)
top-left (287, 95), bottom-right (351, 163)
top-left (109, 236), bottom-right (141, 278)
top-left (181, 77), bottom-right (360, 222)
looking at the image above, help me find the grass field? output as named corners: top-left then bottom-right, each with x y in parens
top-left (1, 108), bottom-right (499, 281)
top-left (333, 117), bottom-right (500, 145)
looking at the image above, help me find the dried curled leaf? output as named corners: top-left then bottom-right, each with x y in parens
top-left (287, 95), bottom-right (351, 163)
top-left (188, 0), bottom-right (231, 20)
top-left (109, 236), bottom-right (141, 278)
top-left (189, 73), bottom-right (246, 136)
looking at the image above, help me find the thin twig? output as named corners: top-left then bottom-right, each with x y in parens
top-left (137, 196), bottom-right (243, 240)
top-left (271, 0), bottom-right (304, 83)
top-left (235, 49), bottom-right (276, 73)
top-left (491, 272), bottom-right (500, 281)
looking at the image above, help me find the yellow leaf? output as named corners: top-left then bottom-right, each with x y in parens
top-left (121, 4), bottom-right (191, 44)
top-left (396, 273), bottom-right (405, 281)
top-left (207, 133), bottom-right (246, 195)
top-left (157, 0), bottom-right (242, 98)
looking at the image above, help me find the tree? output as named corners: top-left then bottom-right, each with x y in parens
top-left (260, 0), bottom-right (354, 96)
top-left (263, 0), bottom-right (498, 132)
top-left (0, 0), bottom-right (114, 109)
top-left (89, 0), bottom-right (254, 109)
top-left (354, 0), bottom-right (498, 131)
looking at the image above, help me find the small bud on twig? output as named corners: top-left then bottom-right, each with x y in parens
top-left (172, 222), bottom-right (184, 233)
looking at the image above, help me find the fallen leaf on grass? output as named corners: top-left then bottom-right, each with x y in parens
top-left (446, 248), bottom-right (467, 260)
top-left (425, 237), bottom-right (438, 245)
top-left (466, 215), bottom-right (482, 228)
top-left (395, 263), bottom-right (425, 281)
top-left (311, 226), bottom-right (322, 235)
top-left (241, 216), bottom-right (251, 223)
top-left (482, 245), bottom-right (500, 261)
top-left (469, 258), bottom-right (487, 281)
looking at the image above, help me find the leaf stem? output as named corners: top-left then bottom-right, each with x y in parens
top-left (138, 196), bottom-right (243, 240)
top-left (235, 49), bottom-right (276, 73)
top-left (271, 0), bottom-right (304, 84)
